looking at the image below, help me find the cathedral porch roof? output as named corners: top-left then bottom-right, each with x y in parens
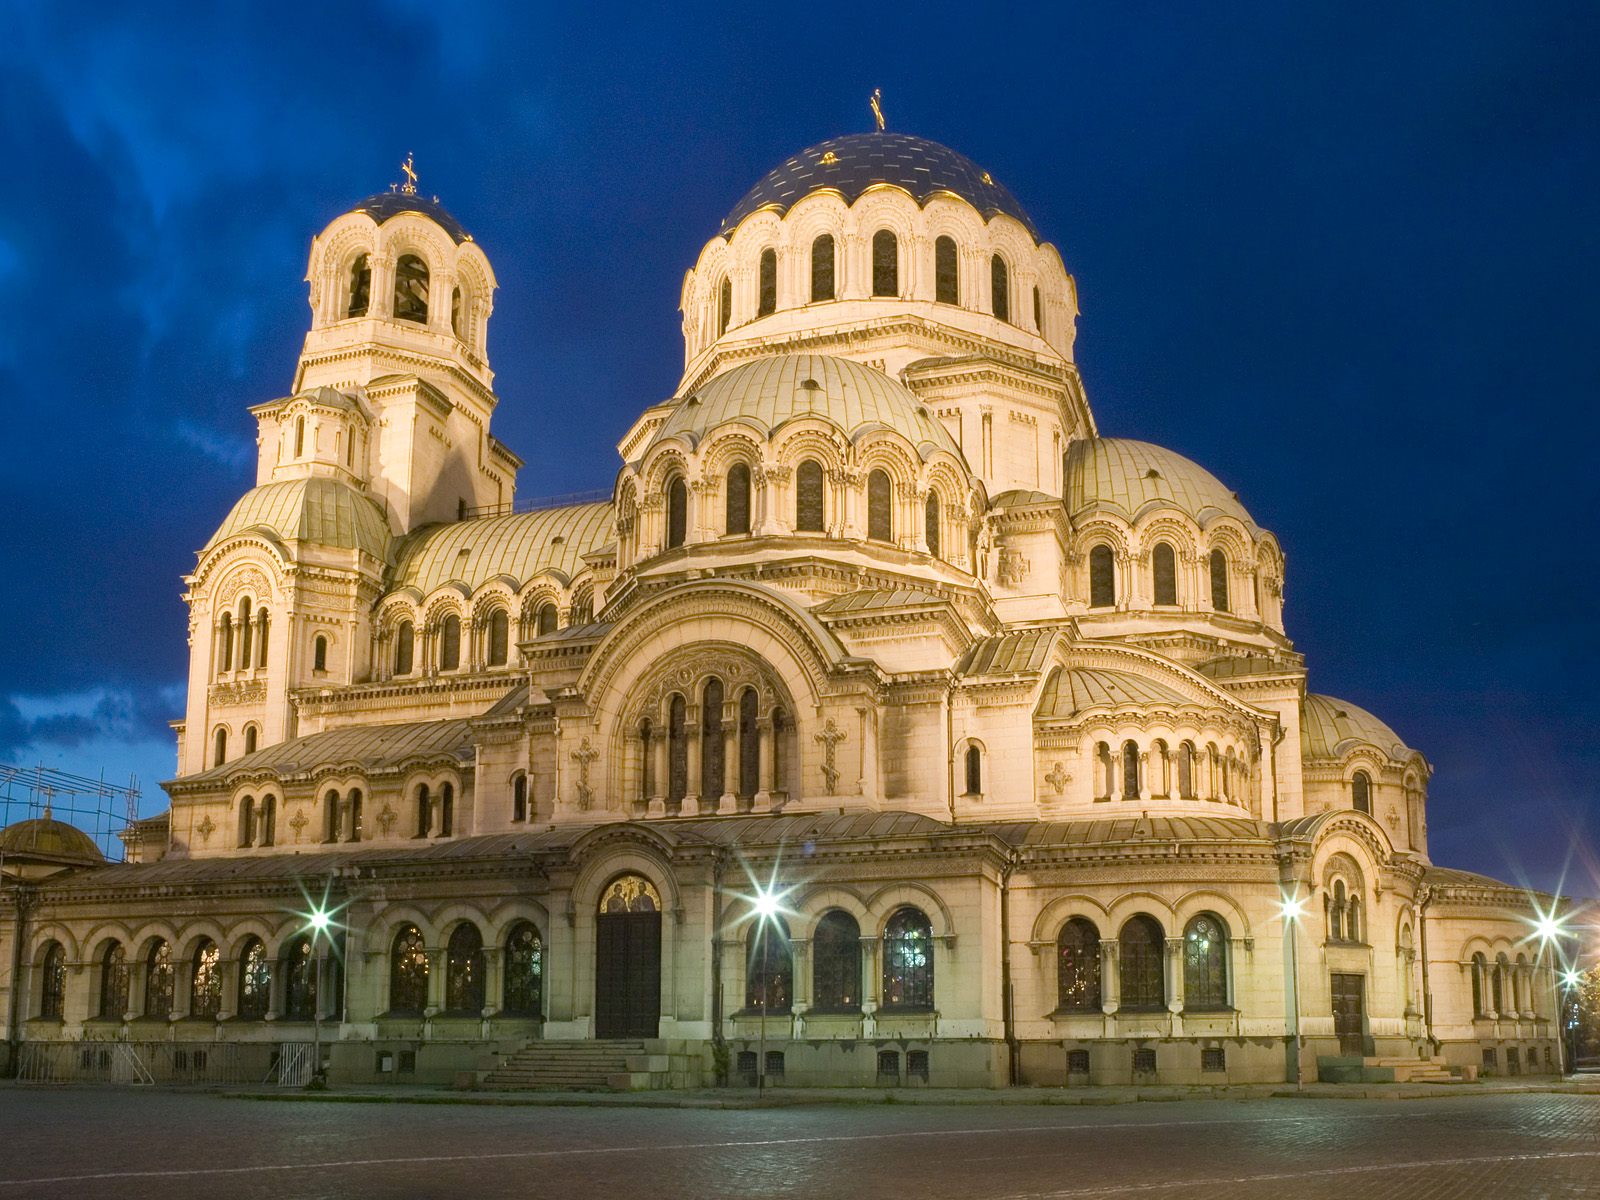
top-left (168, 718), bottom-right (474, 790)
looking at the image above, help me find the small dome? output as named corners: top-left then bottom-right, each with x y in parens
top-left (1036, 666), bottom-right (1194, 719)
top-left (390, 501), bottom-right (614, 595)
top-left (348, 191), bottom-right (470, 244)
top-left (206, 477), bottom-right (393, 561)
top-left (1065, 439), bottom-right (1257, 529)
top-left (652, 354), bottom-right (962, 459)
top-left (1301, 693), bottom-right (1413, 760)
top-left (0, 817), bottom-right (104, 866)
top-left (720, 132), bottom-right (1038, 240)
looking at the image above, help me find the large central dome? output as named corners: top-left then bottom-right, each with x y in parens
top-left (720, 132), bottom-right (1038, 240)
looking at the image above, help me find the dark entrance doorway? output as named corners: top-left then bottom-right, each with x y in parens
top-left (1331, 972), bottom-right (1366, 1055)
top-left (595, 874), bottom-right (662, 1039)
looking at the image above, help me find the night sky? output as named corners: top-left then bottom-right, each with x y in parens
top-left (2, 4), bottom-right (1595, 897)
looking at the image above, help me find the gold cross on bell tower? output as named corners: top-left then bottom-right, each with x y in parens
top-left (400, 152), bottom-right (418, 195)
top-left (870, 88), bottom-right (886, 132)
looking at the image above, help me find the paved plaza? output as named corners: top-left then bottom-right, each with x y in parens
top-left (0, 1089), bottom-right (1596, 1198)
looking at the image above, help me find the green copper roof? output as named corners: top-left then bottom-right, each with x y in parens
top-left (389, 502), bottom-right (612, 595)
top-left (175, 717), bottom-right (476, 786)
top-left (1301, 693), bottom-right (1413, 760)
top-left (1036, 666), bottom-right (1192, 718)
top-left (655, 354), bottom-right (963, 459)
top-left (206, 477), bottom-right (393, 560)
top-left (0, 817), bottom-right (105, 864)
top-left (1065, 438), bottom-right (1256, 529)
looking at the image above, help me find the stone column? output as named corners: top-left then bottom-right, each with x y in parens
top-left (650, 728), bottom-right (668, 817)
top-left (483, 948), bottom-right (503, 1019)
top-left (720, 721), bottom-right (738, 812)
top-left (1102, 940), bottom-right (1120, 1014)
top-left (1166, 937), bottom-right (1185, 1014)
top-left (754, 718), bottom-right (774, 811)
top-left (684, 712), bottom-right (702, 815)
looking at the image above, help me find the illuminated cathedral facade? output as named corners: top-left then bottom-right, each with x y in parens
top-left (0, 131), bottom-right (1562, 1088)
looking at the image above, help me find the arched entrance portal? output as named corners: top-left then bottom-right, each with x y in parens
top-left (595, 874), bottom-right (662, 1038)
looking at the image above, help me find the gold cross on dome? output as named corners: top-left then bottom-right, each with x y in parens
top-left (870, 88), bottom-right (885, 132)
top-left (400, 153), bottom-right (418, 195)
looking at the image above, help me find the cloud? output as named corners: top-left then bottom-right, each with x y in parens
top-left (1, 685), bottom-right (185, 760)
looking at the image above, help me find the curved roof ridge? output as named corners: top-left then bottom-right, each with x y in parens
top-left (1065, 437), bottom-right (1257, 530)
top-left (347, 192), bottom-right (470, 244)
top-left (388, 501), bottom-right (613, 597)
top-left (205, 477), bottom-right (393, 561)
top-left (1036, 664), bottom-right (1195, 718)
top-left (1301, 692), bottom-right (1415, 760)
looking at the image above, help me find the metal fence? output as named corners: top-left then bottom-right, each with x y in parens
top-left (16, 1041), bottom-right (270, 1086)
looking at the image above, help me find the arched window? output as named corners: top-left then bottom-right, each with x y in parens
top-left (990, 254), bottom-right (1010, 322)
top-left (757, 248), bottom-right (777, 317)
top-left (1122, 741), bottom-right (1140, 799)
top-left (1152, 740), bottom-right (1171, 798)
top-left (217, 613), bottom-right (233, 676)
top-left (1471, 951), bottom-right (1487, 1016)
top-left (282, 936), bottom-right (316, 1021)
top-left (191, 940), bottom-right (222, 1019)
top-left (965, 744), bottom-right (982, 795)
top-left (257, 610), bottom-right (270, 668)
top-left (666, 476), bottom-right (688, 548)
top-left (812, 910), bottom-right (861, 1011)
top-left (445, 924), bottom-right (485, 1014)
top-left (1095, 742), bottom-right (1113, 800)
top-left (746, 915), bottom-right (792, 1013)
top-left (212, 726), bottom-right (227, 768)
top-left (726, 463), bottom-right (751, 535)
top-left (1183, 914), bottom-right (1229, 1010)
top-left (440, 782), bottom-right (454, 837)
top-left (488, 609), bottom-right (509, 666)
top-left (718, 275), bottom-right (732, 336)
top-left (237, 938), bottom-right (270, 1020)
top-left (1352, 771), bottom-right (1372, 815)
top-left (1492, 954), bottom-right (1507, 1015)
top-left (668, 694), bottom-right (688, 806)
top-left (795, 459), bottom-right (825, 532)
top-left (934, 235), bottom-right (959, 304)
top-left (414, 784), bottom-right (431, 838)
top-left (866, 468), bottom-right (892, 542)
top-left (451, 286), bottom-right (463, 338)
top-left (881, 907), bottom-right (934, 1009)
top-left (323, 789), bottom-right (340, 844)
top-left (238, 598), bottom-right (253, 670)
top-left (394, 254), bottom-right (429, 323)
top-left (1033, 285), bottom-right (1043, 335)
top-left (536, 603), bottom-right (557, 636)
top-left (512, 773), bottom-right (528, 822)
top-left (347, 253), bottom-right (371, 318)
top-left (389, 925), bottom-right (429, 1015)
top-left (439, 615), bottom-right (461, 671)
top-left (98, 941), bottom-right (130, 1019)
top-left (638, 719), bottom-right (653, 803)
top-left (810, 234), bottom-right (835, 301)
top-left (313, 634), bottom-right (328, 673)
top-left (701, 677), bottom-right (725, 800)
top-left (503, 923), bottom-right (544, 1016)
top-left (1178, 742), bottom-right (1196, 799)
top-left (738, 688), bottom-right (759, 798)
top-left (1118, 916), bottom-right (1165, 1011)
top-left (1089, 544), bottom-right (1115, 608)
top-left (293, 416), bottom-right (305, 459)
top-left (924, 492), bottom-right (941, 558)
top-left (238, 794), bottom-right (257, 848)
top-left (348, 788), bottom-right (363, 843)
top-left (394, 620), bottom-right (415, 675)
top-left (872, 229), bottom-right (898, 296)
top-left (243, 726), bottom-right (258, 756)
top-left (1057, 917), bottom-right (1102, 1012)
top-left (1152, 542), bottom-right (1177, 605)
top-left (1209, 549), bottom-right (1229, 612)
top-left (39, 942), bottom-right (66, 1020)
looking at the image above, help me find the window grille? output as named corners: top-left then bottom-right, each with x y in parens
top-left (1057, 918), bottom-right (1102, 1012)
top-left (1066, 1049), bottom-right (1090, 1074)
top-left (881, 907), bottom-right (934, 1009)
top-left (1132, 1048), bottom-right (1157, 1074)
top-left (876, 1050), bottom-right (900, 1082)
top-left (1201, 1046), bottom-right (1226, 1072)
top-left (811, 911), bottom-right (861, 1011)
top-left (907, 1050), bottom-right (930, 1082)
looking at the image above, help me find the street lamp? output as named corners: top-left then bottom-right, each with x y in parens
top-left (749, 884), bottom-right (781, 1097)
top-left (303, 903), bottom-right (333, 1087)
top-left (1532, 904), bottom-right (1570, 1076)
top-left (1278, 891), bottom-right (1306, 1088)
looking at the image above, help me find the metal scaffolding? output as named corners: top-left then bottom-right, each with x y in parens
top-left (0, 763), bottom-right (138, 863)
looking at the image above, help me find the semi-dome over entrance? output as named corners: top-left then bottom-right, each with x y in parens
top-left (719, 132), bottom-right (1039, 240)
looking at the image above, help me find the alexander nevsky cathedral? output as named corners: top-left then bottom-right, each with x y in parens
top-left (0, 121), bottom-right (1563, 1089)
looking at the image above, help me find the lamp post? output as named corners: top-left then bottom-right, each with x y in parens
top-left (305, 904), bottom-right (332, 1087)
top-left (1279, 891), bottom-right (1305, 1088)
top-left (1534, 910), bottom-right (1569, 1077)
top-left (749, 885), bottom-right (781, 1098)
top-left (1560, 968), bottom-right (1582, 1076)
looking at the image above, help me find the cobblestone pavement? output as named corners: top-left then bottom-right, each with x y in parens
top-left (0, 1089), bottom-right (1595, 1199)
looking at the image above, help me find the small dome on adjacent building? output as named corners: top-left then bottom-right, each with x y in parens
top-left (1301, 693), bottom-right (1413, 760)
top-left (1065, 438), bottom-right (1257, 529)
top-left (347, 191), bottom-right (470, 244)
top-left (720, 132), bottom-right (1039, 240)
top-left (0, 816), bottom-right (105, 867)
top-left (651, 354), bottom-right (963, 460)
top-left (205, 477), bottom-right (393, 561)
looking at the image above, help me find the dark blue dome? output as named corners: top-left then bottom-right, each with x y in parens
top-left (720, 132), bottom-right (1038, 241)
top-left (348, 191), bottom-right (470, 244)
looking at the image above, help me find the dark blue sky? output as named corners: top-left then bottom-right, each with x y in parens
top-left (2, 4), bottom-right (1595, 896)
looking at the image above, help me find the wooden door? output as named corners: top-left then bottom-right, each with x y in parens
top-left (595, 911), bottom-right (661, 1039)
top-left (1331, 972), bottom-right (1366, 1055)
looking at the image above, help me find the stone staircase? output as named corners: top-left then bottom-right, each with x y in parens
top-left (1317, 1054), bottom-right (1464, 1084)
top-left (481, 1040), bottom-right (701, 1091)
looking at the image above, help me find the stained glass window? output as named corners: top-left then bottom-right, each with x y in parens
top-left (738, 688), bottom-right (759, 798)
top-left (1118, 916), bottom-right (1165, 1011)
top-left (142, 939), bottom-right (172, 1019)
top-left (882, 907), bottom-right (933, 1009)
top-left (1178, 742), bottom-right (1195, 798)
top-left (1122, 741), bottom-right (1140, 800)
top-left (190, 940), bottom-right (222, 1019)
top-left (238, 938), bottom-right (270, 1020)
top-left (701, 677), bottom-right (724, 799)
top-left (811, 911), bottom-right (860, 1011)
top-left (439, 615), bottom-right (461, 671)
top-left (599, 874), bottom-right (662, 913)
top-left (99, 942), bottom-right (129, 1019)
top-left (537, 603), bottom-right (557, 635)
top-left (504, 923), bottom-right (544, 1016)
top-left (718, 276), bottom-right (732, 336)
top-left (283, 936), bottom-right (317, 1021)
top-left (390, 925), bottom-right (428, 1015)
top-left (1057, 918), bottom-right (1101, 1012)
top-left (924, 492), bottom-right (940, 558)
top-left (746, 915), bottom-right (792, 1013)
top-left (39, 942), bottom-right (66, 1020)
top-left (445, 924), bottom-right (485, 1014)
top-left (796, 460), bottom-right (825, 532)
top-left (965, 745), bottom-right (982, 795)
top-left (667, 477), bottom-right (687, 548)
top-left (668, 694), bottom-right (688, 806)
top-left (1352, 771), bottom-right (1371, 815)
top-left (1183, 914), bottom-right (1229, 1010)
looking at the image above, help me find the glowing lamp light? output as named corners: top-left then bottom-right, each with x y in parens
top-left (751, 887), bottom-right (781, 922)
top-left (306, 907), bottom-right (332, 936)
top-left (1562, 969), bottom-right (1583, 989)
top-left (1278, 895), bottom-right (1305, 923)
top-left (1533, 913), bottom-right (1565, 943)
